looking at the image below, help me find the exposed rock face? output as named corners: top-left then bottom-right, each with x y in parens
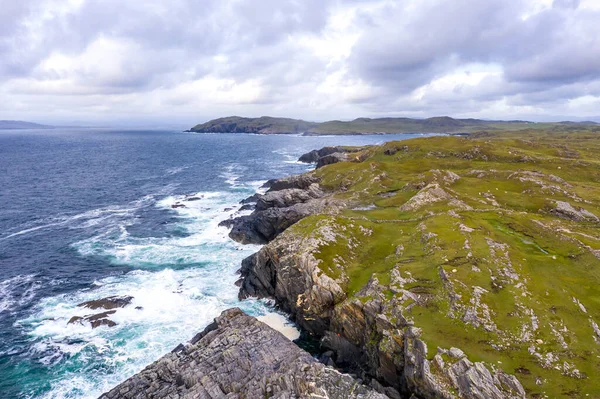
top-left (298, 146), bottom-right (366, 167)
top-left (222, 173), bottom-right (345, 245)
top-left (99, 308), bottom-right (387, 399)
top-left (265, 174), bottom-right (320, 191)
top-left (550, 200), bottom-right (599, 222)
top-left (256, 184), bottom-right (323, 211)
top-left (238, 228), bottom-right (526, 399)
top-left (317, 152), bottom-right (348, 168)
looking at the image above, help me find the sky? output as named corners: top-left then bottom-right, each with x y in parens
top-left (1, 0), bottom-right (600, 126)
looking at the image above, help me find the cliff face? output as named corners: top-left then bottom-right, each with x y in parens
top-left (235, 132), bottom-right (600, 398)
top-left (100, 308), bottom-right (386, 399)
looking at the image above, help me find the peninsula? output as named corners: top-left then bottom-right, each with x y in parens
top-left (189, 116), bottom-right (598, 135)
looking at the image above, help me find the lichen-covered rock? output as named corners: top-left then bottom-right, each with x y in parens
top-left (317, 152), bottom-right (348, 169)
top-left (255, 184), bottom-right (323, 211)
top-left (224, 173), bottom-right (345, 244)
top-left (298, 146), bottom-right (367, 164)
top-left (98, 308), bottom-right (387, 399)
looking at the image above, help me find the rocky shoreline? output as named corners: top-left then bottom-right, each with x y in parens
top-left (229, 148), bottom-right (526, 398)
top-left (98, 142), bottom-right (535, 398)
top-left (100, 308), bottom-right (386, 398)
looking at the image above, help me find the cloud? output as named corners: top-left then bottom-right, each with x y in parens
top-left (0, 0), bottom-right (599, 124)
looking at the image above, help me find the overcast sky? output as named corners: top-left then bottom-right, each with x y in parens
top-left (1, 0), bottom-right (599, 126)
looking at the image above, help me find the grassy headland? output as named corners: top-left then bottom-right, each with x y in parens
top-left (189, 116), bottom-right (598, 135)
top-left (285, 129), bottom-right (600, 397)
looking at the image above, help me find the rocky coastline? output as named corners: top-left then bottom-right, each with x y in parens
top-left (100, 132), bottom-right (600, 398)
top-left (100, 308), bottom-right (386, 399)
top-left (229, 148), bottom-right (525, 398)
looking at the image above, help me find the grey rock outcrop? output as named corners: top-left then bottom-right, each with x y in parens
top-left (550, 200), bottom-right (599, 222)
top-left (68, 296), bottom-right (135, 329)
top-left (298, 146), bottom-right (366, 164)
top-left (68, 310), bottom-right (118, 329)
top-left (316, 152), bottom-right (348, 168)
top-left (265, 174), bottom-right (320, 191)
top-left (99, 308), bottom-right (387, 399)
top-left (256, 184), bottom-right (323, 211)
top-left (223, 173), bottom-right (345, 245)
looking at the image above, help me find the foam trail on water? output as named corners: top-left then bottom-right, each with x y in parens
top-left (0, 275), bottom-right (40, 315)
top-left (0, 192), bottom-right (169, 242)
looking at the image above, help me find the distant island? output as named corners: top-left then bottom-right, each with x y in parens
top-left (189, 115), bottom-right (598, 135)
top-left (0, 120), bottom-right (54, 130)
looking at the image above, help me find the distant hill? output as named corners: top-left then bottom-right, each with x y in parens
top-left (190, 116), bottom-right (317, 135)
top-left (0, 120), bottom-right (54, 130)
top-left (189, 116), bottom-right (598, 135)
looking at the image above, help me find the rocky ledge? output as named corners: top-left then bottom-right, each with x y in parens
top-left (99, 308), bottom-right (386, 399)
top-left (220, 173), bottom-right (346, 244)
top-left (298, 146), bottom-right (368, 168)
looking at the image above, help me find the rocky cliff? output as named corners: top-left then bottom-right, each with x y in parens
top-left (99, 308), bottom-right (386, 399)
top-left (234, 131), bottom-right (600, 398)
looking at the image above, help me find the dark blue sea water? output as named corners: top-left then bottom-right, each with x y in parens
top-left (0, 128), bottom-right (426, 398)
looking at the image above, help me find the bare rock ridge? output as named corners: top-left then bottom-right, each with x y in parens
top-left (99, 308), bottom-right (386, 399)
top-left (218, 147), bottom-right (368, 244)
top-left (298, 146), bottom-right (366, 166)
top-left (220, 173), bottom-right (346, 244)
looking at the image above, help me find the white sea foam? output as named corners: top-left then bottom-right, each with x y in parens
top-left (21, 252), bottom-right (269, 399)
top-left (0, 274), bottom-right (40, 314)
top-left (165, 165), bottom-right (190, 175)
top-left (15, 176), bottom-right (277, 398)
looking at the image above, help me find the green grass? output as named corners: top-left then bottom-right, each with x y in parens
top-left (285, 131), bottom-right (600, 398)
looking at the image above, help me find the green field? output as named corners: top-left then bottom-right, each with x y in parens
top-left (287, 129), bottom-right (600, 397)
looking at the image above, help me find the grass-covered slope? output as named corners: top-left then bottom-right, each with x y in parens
top-left (190, 116), bottom-right (599, 135)
top-left (190, 116), bottom-right (318, 134)
top-left (289, 131), bottom-right (600, 397)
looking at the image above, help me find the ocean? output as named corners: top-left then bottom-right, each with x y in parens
top-left (0, 128), bottom-right (426, 398)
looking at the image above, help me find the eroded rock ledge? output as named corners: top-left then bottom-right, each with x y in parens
top-left (221, 173), bottom-right (346, 244)
top-left (99, 308), bottom-right (386, 399)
